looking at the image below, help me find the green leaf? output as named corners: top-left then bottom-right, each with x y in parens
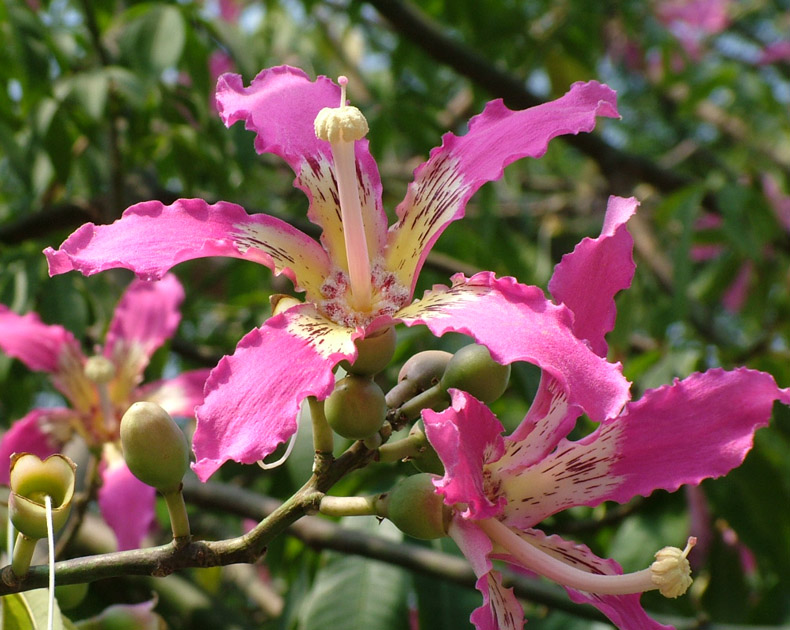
top-left (653, 185), bottom-right (705, 323)
top-left (59, 71), bottom-right (110, 120)
top-left (120, 4), bottom-right (186, 74)
top-left (2, 589), bottom-right (68, 630)
top-left (297, 520), bottom-right (410, 630)
top-left (413, 539), bottom-right (478, 630)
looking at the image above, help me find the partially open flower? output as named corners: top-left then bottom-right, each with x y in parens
top-left (8, 453), bottom-right (76, 540)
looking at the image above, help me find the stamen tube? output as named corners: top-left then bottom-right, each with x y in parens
top-left (478, 518), bottom-right (695, 598)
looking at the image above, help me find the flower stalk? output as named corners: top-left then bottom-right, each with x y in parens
top-left (318, 495), bottom-right (382, 518)
top-left (163, 488), bottom-right (191, 546)
top-left (308, 396), bottom-right (334, 458)
top-left (11, 533), bottom-right (39, 577)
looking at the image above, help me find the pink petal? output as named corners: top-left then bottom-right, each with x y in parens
top-left (191, 303), bottom-right (357, 481)
top-left (423, 390), bottom-right (506, 520)
top-left (135, 368), bottom-right (211, 417)
top-left (0, 305), bottom-right (83, 373)
top-left (656, 0), bottom-right (730, 33)
top-left (0, 408), bottom-right (74, 484)
top-left (605, 368), bottom-right (785, 500)
top-left (396, 272), bottom-right (631, 423)
top-left (98, 459), bottom-right (157, 550)
top-left (105, 274), bottom-right (185, 378)
top-left (448, 519), bottom-right (524, 630)
top-left (549, 196), bottom-right (638, 357)
top-left (216, 66), bottom-right (387, 270)
top-left (508, 529), bottom-right (672, 630)
top-left (45, 199), bottom-right (331, 301)
top-left (498, 368), bottom-right (787, 528)
top-left (721, 261), bottom-right (752, 313)
top-left (499, 373), bottom-right (577, 471)
top-left (762, 173), bottom-right (790, 232)
top-left (385, 81), bottom-right (619, 296)
top-left (218, 0), bottom-right (241, 22)
top-left (757, 41), bottom-right (790, 65)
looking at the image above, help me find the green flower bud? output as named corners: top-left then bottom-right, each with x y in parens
top-left (325, 375), bottom-right (387, 440)
top-left (120, 402), bottom-right (189, 494)
top-left (8, 453), bottom-right (76, 540)
top-left (385, 350), bottom-right (452, 408)
top-left (407, 422), bottom-right (444, 475)
top-left (440, 343), bottom-right (511, 404)
top-left (55, 582), bottom-right (90, 611)
top-left (383, 473), bottom-right (450, 540)
top-left (74, 599), bottom-right (166, 630)
top-left (340, 326), bottom-right (397, 376)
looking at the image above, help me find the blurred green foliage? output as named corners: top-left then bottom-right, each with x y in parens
top-left (2, 0), bottom-right (790, 628)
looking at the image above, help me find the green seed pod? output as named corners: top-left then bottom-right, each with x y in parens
top-left (384, 473), bottom-right (450, 540)
top-left (440, 343), bottom-right (511, 404)
top-left (325, 375), bottom-right (387, 440)
top-left (120, 402), bottom-right (190, 494)
top-left (385, 350), bottom-right (452, 408)
top-left (8, 453), bottom-right (76, 540)
top-left (407, 421), bottom-right (445, 475)
top-left (340, 326), bottom-right (397, 376)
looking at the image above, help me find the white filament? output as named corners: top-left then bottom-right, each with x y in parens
top-left (45, 495), bottom-right (55, 630)
top-left (257, 428), bottom-right (299, 471)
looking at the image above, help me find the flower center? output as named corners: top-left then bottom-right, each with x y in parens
top-left (319, 260), bottom-right (410, 328)
top-left (314, 76), bottom-right (373, 313)
top-left (84, 355), bottom-right (117, 436)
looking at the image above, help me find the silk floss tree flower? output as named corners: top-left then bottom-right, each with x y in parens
top-left (419, 196), bottom-right (790, 629)
top-left (45, 65), bottom-right (631, 481)
top-left (0, 274), bottom-right (210, 549)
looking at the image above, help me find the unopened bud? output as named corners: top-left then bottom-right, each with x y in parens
top-left (385, 350), bottom-right (452, 408)
top-left (407, 422), bottom-right (444, 475)
top-left (440, 344), bottom-right (510, 404)
top-left (325, 375), bottom-right (387, 440)
top-left (341, 326), bottom-right (397, 376)
top-left (74, 598), bottom-right (166, 630)
top-left (382, 473), bottom-right (450, 540)
top-left (120, 402), bottom-right (189, 494)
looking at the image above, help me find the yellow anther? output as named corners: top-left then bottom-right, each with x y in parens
top-left (314, 75), bottom-right (368, 143)
top-left (314, 106), bottom-right (368, 143)
top-left (650, 536), bottom-right (696, 598)
top-left (84, 356), bottom-right (116, 384)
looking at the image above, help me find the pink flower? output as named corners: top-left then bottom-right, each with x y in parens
top-left (756, 41), bottom-right (790, 66)
top-left (656, 0), bottom-right (730, 61)
top-left (421, 196), bottom-right (790, 629)
top-left (44, 65), bottom-right (629, 481)
top-left (762, 173), bottom-right (790, 233)
top-left (0, 275), bottom-right (210, 550)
